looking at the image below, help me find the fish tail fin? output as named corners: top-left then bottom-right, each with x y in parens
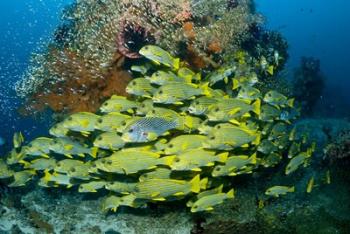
top-left (287, 98), bottom-right (295, 108)
top-left (218, 152), bottom-right (229, 162)
top-left (174, 116), bottom-right (185, 130)
top-left (20, 160), bottom-right (31, 168)
top-left (43, 169), bottom-right (51, 182)
top-left (173, 58), bottom-right (180, 70)
top-left (252, 133), bottom-right (261, 146)
top-left (226, 188), bottom-right (235, 198)
top-left (162, 156), bottom-right (176, 166)
top-left (90, 147), bottom-right (98, 158)
top-left (217, 184), bottom-right (224, 193)
top-left (200, 177), bottom-right (208, 190)
top-left (252, 99), bottom-right (261, 115)
top-left (249, 153), bottom-right (257, 164)
top-left (267, 65), bottom-right (274, 75)
top-left (190, 174), bottom-right (201, 193)
top-left (200, 82), bottom-right (212, 97)
top-left (232, 79), bottom-right (239, 90)
top-left (289, 186), bottom-right (295, 192)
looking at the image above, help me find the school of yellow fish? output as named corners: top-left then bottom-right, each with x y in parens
top-left (0, 45), bottom-right (316, 213)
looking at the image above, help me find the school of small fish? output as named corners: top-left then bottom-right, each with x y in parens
top-left (0, 45), bottom-right (319, 213)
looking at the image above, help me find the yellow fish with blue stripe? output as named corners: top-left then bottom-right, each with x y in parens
top-left (126, 78), bottom-right (155, 98)
top-left (94, 150), bottom-right (173, 174)
top-left (134, 174), bottom-right (203, 201)
top-left (265, 185), bottom-right (295, 197)
top-left (62, 112), bottom-right (99, 135)
top-left (49, 137), bottom-right (97, 158)
top-left (100, 95), bottom-right (140, 114)
top-left (94, 112), bottom-right (131, 132)
top-left (169, 149), bottom-right (228, 172)
top-left (93, 132), bottom-right (125, 150)
top-left (161, 134), bottom-right (207, 155)
top-left (190, 188), bottom-right (234, 212)
top-left (139, 45), bottom-right (180, 70)
top-left (152, 82), bottom-right (211, 105)
top-left (13, 132), bottom-right (24, 149)
top-left (212, 153), bottom-right (257, 177)
top-left (204, 125), bottom-right (260, 150)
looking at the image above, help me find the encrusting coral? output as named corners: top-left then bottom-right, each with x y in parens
top-left (2, 45), bottom-right (314, 213)
top-left (15, 0), bottom-right (262, 115)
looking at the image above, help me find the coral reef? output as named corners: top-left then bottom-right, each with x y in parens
top-left (2, 46), bottom-right (313, 216)
top-left (292, 56), bottom-right (325, 115)
top-left (16, 0), bottom-right (261, 114)
top-left (324, 129), bottom-right (350, 165)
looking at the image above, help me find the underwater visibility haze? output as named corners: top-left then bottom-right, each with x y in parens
top-left (0, 0), bottom-right (350, 233)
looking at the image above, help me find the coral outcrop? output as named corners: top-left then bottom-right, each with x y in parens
top-left (16, 0), bottom-right (262, 115)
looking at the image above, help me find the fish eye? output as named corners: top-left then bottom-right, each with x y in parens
top-left (215, 107), bottom-right (219, 112)
top-left (122, 121), bottom-right (127, 126)
top-left (174, 158), bottom-right (180, 163)
top-left (152, 110), bottom-right (156, 114)
top-left (98, 119), bottom-right (103, 123)
top-left (70, 168), bottom-right (76, 172)
top-left (210, 136), bottom-right (215, 140)
top-left (143, 174), bottom-right (148, 178)
top-left (110, 182), bottom-right (115, 185)
top-left (120, 199), bottom-right (124, 202)
top-left (159, 90), bottom-right (163, 94)
top-left (267, 93), bottom-right (272, 97)
top-left (132, 81), bottom-right (136, 85)
top-left (107, 160), bottom-right (112, 165)
top-left (195, 101), bottom-right (199, 105)
top-left (155, 73), bottom-right (159, 77)
top-left (104, 102), bottom-right (108, 106)
top-left (101, 159), bottom-right (106, 163)
top-left (215, 167), bottom-right (221, 171)
top-left (216, 125), bottom-right (221, 129)
top-left (144, 46), bottom-right (149, 50)
top-left (28, 143), bottom-right (33, 148)
top-left (168, 144), bottom-right (174, 148)
top-left (97, 136), bottom-right (103, 141)
top-left (141, 104), bottom-right (145, 108)
top-left (91, 163), bottom-right (96, 168)
top-left (193, 205), bottom-right (198, 209)
top-left (128, 129), bottom-right (134, 133)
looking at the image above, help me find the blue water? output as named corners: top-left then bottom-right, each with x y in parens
top-left (0, 0), bottom-right (349, 149)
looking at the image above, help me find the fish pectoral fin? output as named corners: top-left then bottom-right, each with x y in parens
top-left (206, 162), bottom-right (215, 167)
top-left (228, 108), bottom-right (241, 115)
top-left (151, 192), bottom-right (160, 198)
top-left (191, 168), bottom-right (202, 172)
top-left (205, 207), bottom-right (214, 211)
top-left (64, 154), bottom-right (73, 158)
top-left (173, 192), bottom-right (185, 196)
top-left (147, 132), bottom-right (158, 141)
top-left (78, 153), bottom-right (85, 157)
top-left (64, 145), bottom-right (74, 151)
top-left (42, 154), bottom-right (50, 158)
top-left (127, 109), bottom-right (134, 114)
top-left (152, 197), bottom-right (166, 201)
top-left (229, 119), bottom-right (240, 125)
top-left (81, 131), bottom-right (90, 137)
